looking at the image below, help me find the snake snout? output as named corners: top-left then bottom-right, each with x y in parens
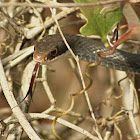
top-left (33, 52), bottom-right (47, 63)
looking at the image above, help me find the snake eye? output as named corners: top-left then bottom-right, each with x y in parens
top-left (51, 48), bottom-right (58, 56)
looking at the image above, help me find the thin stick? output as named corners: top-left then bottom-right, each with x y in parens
top-left (4, 46), bottom-right (34, 70)
top-left (0, 59), bottom-right (41, 140)
top-left (0, 1), bottom-right (124, 8)
top-left (24, 7), bottom-right (78, 39)
top-left (42, 65), bottom-right (55, 105)
top-left (2, 46), bottom-right (34, 65)
top-left (49, 5), bottom-right (103, 140)
top-left (8, 113), bottom-right (99, 140)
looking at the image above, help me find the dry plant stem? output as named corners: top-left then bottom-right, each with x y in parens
top-left (128, 77), bottom-right (139, 135)
top-left (14, 37), bottom-right (24, 53)
top-left (5, 111), bottom-right (139, 134)
top-left (18, 61), bottom-right (37, 111)
top-left (114, 123), bottom-right (122, 140)
top-left (0, 59), bottom-right (41, 140)
top-left (52, 107), bottom-right (83, 118)
top-left (42, 105), bottom-right (54, 114)
top-left (0, 6), bottom-right (29, 28)
top-left (50, 5), bottom-right (103, 139)
top-left (4, 46), bottom-right (34, 70)
top-left (24, 7), bottom-right (78, 39)
top-left (6, 61), bottom-right (38, 139)
top-left (128, 83), bottom-right (139, 135)
top-left (41, 1), bottom-right (56, 105)
top-left (104, 108), bottom-right (120, 140)
top-left (104, 131), bottom-right (112, 140)
top-left (0, 108), bottom-right (11, 115)
top-left (6, 124), bottom-right (23, 140)
top-left (8, 113), bottom-right (99, 140)
top-left (0, 6), bottom-right (24, 36)
top-left (76, 58), bottom-right (103, 140)
top-left (6, 0), bottom-right (16, 17)
top-left (128, 111), bottom-right (139, 135)
top-left (116, 72), bottom-right (140, 137)
top-left (0, 24), bottom-right (14, 40)
top-left (49, 5), bottom-right (81, 138)
top-left (0, 0), bottom-right (123, 8)
top-left (0, 3), bottom-right (76, 39)
top-left (48, 0), bottom-right (57, 34)
top-left (128, 79), bottom-right (139, 111)
top-left (68, 58), bottom-right (82, 86)
top-left (42, 65), bottom-right (55, 105)
top-left (2, 46), bottom-right (34, 65)
top-left (26, 0), bottom-right (46, 40)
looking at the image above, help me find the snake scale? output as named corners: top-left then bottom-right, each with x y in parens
top-left (33, 34), bottom-right (140, 74)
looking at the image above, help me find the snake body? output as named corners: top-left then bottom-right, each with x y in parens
top-left (33, 34), bottom-right (140, 74)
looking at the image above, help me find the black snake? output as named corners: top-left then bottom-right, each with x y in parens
top-left (33, 34), bottom-right (140, 74)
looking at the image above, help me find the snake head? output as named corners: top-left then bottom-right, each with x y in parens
top-left (33, 34), bottom-right (71, 64)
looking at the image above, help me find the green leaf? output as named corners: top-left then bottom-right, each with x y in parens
top-left (73, 0), bottom-right (123, 43)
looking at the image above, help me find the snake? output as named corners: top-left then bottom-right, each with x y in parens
top-left (33, 34), bottom-right (140, 74)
